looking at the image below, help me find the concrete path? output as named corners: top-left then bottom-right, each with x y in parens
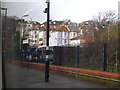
top-left (4, 63), bottom-right (109, 88)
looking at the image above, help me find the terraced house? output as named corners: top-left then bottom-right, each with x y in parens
top-left (49, 20), bottom-right (81, 46)
top-left (22, 20), bottom-right (86, 47)
top-left (49, 25), bottom-right (70, 46)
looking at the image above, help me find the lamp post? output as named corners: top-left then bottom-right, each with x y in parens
top-left (1, 7), bottom-right (7, 89)
top-left (1, 7), bottom-right (7, 53)
top-left (44, 0), bottom-right (50, 82)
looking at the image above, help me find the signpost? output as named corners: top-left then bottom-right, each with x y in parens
top-left (23, 39), bottom-right (29, 44)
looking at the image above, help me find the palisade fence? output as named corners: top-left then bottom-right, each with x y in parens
top-left (5, 49), bottom-right (22, 61)
top-left (53, 39), bottom-right (120, 73)
top-left (5, 39), bottom-right (120, 73)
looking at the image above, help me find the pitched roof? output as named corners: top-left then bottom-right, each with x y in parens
top-left (70, 35), bottom-right (84, 40)
top-left (50, 25), bottom-right (69, 32)
top-left (70, 36), bottom-right (96, 43)
top-left (57, 26), bottom-right (68, 31)
top-left (67, 26), bottom-right (80, 32)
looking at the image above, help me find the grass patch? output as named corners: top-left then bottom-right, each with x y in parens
top-left (67, 70), bottom-right (120, 88)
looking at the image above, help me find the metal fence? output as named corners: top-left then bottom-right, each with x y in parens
top-left (53, 39), bottom-right (120, 73)
top-left (5, 39), bottom-right (120, 73)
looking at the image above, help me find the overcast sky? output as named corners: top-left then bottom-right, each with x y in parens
top-left (1, 0), bottom-right (120, 23)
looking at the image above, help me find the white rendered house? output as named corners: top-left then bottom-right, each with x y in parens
top-left (49, 31), bottom-right (70, 46)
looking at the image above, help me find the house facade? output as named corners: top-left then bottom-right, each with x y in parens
top-left (19, 20), bottom-right (45, 47)
top-left (22, 20), bottom-right (88, 47)
top-left (67, 26), bottom-right (81, 46)
top-left (70, 35), bottom-right (96, 46)
top-left (49, 31), bottom-right (70, 46)
top-left (38, 31), bottom-right (46, 46)
top-left (48, 22), bottom-right (82, 46)
top-left (70, 36), bottom-right (85, 46)
top-left (28, 28), bottom-right (40, 46)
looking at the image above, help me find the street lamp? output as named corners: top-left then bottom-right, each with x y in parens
top-left (1, 7), bottom-right (7, 89)
top-left (44, 0), bottom-right (50, 82)
top-left (1, 7), bottom-right (7, 51)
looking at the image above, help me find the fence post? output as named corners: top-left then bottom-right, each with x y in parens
top-left (54, 46), bottom-right (61, 65)
top-left (76, 46), bottom-right (80, 67)
top-left (59, 46), bottom-right (62, 65)
top-left (103, 43), bottom-right (107, 71)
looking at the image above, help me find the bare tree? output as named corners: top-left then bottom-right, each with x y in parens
top-left (92, 11), bottom-right (118, 41)
top-left (93, 11), bottom-right (117, 23)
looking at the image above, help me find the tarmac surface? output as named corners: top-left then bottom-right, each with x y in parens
top-left (4, 63), bottom-right (110, 88)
